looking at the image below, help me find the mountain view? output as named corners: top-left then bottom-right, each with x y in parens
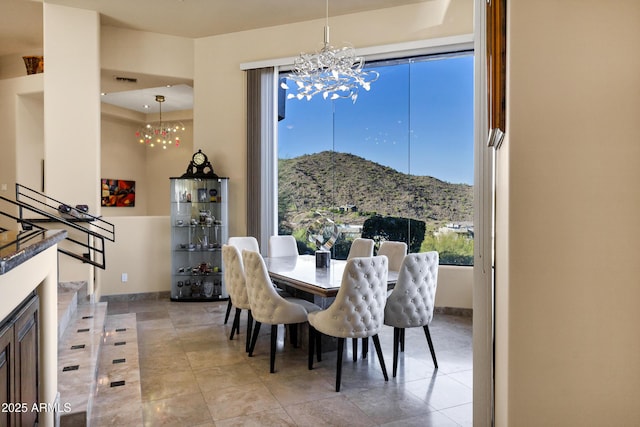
top-left (278, 151), bottom-right (473, 254)
top-left (278, 151), bottom-right (473, 265)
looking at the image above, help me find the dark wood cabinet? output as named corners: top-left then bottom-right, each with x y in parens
top-left (0, 322), bottom-right (15, 427)
top-left (0, 294), bottom-right (39, 427)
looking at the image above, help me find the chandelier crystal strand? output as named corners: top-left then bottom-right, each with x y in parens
top-left (135, 95), bottom-right (184, 149)
top-left (281, 0), bottom-right (378, 103)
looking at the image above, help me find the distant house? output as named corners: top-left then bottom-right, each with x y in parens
top-left (436, 222), bottom-right (474, 238)
top-left (338, 204), bottom-right (358, 213)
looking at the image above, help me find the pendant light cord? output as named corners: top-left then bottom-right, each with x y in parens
top-left (324, 0), bottom-right (330, 47)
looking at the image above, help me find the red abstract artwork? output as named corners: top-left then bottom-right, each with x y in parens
top-left (101, 179), bottom-right (135, 207)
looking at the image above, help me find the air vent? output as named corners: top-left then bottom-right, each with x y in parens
top-left (113, 76), bottom-right (137, 83)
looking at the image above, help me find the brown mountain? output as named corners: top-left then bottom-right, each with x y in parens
top-left (278, 151), bottom-right (472, 229)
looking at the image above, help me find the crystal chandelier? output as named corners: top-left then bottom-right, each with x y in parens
top-left (281, 0), bottom-right (378, 103)
top-left (135, 95), bottom-right (184, 149)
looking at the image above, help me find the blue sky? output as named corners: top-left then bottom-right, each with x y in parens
top-left (277, 54), bottom-right (474, 185)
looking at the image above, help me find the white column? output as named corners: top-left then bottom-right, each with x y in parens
top-left (43, 4), bottom-right (100, 282)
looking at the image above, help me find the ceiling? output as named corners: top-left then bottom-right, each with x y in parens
top-left (2, 0), bottom-right (430, 113)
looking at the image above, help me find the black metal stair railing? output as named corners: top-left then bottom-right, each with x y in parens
top-left (0, 184), bottom-right (115, 269)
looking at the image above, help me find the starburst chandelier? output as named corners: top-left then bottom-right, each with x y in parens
top-left (135, 95), bottom-right (184, 149)
top-left (281, 0), bottom-right (378, 103)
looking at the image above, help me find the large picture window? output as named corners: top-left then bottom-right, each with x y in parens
top-left (277, 52), bottom-right (474, 265)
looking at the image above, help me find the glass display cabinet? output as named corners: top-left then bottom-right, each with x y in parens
top-left (170, 151), bottom-right (229, 301)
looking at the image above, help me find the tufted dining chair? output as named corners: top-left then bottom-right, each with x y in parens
top-left (384, 251), bottom-right (439, 377)
top-left (228, 236), bottom-right (260, 252)
top-left (347, 238), bottom-right (375, 259)
top-left (242, 249), bottom-right (321, 373)
top-left (307, 255), bottom-right (389, 392)
top-left (345, 237), bottom-right (378, 357)
top-left (222, 245), bottom-right (254, 352)
top-left (350, 240), bottom-right (407, 360)
top-left (377, 241), bottom-right (407, 272)
top-left (268, 235), bottom-right (299, 257)
top-left (223, 236), bottom-right (261, 325)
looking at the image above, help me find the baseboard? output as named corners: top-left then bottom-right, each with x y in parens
top-left (434, 306), bottom-right (472, 317)
top-left (99, 291), bottom-right (171, 303)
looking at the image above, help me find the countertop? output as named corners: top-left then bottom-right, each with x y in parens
top-left (0, 229), bottom-right (67, 275)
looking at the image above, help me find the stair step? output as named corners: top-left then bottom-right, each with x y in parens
top-left (58, 281), bottom-right (89, 339)
top-left (90, 313), bottom-right (143, 426)
top-left (58, 302), bottom-right (108, 426)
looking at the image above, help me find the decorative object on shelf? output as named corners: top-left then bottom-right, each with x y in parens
top-left (22, 56), bottom-right (44, 75)
top-left (135, 95), bottom-right (185, 149)
top-left (280, 0), bottom-right (378, 103)
top-left (101, 179), bottom-right (135, 207)
top-left (181, 149), bottom-right (218, 178)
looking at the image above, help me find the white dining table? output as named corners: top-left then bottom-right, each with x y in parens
top-left (264, 254), bottom-right (398, 298)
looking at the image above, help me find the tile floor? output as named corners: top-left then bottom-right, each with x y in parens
top-left (104, 299), bottom-right (472, 426)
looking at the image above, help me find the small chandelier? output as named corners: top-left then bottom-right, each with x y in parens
top-left (281, 0), bottom-right (378, 103)
top-left (135, 95), bottom-right (184, 149)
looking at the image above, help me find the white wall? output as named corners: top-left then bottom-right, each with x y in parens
top-left (496, 1), bottom-right (640, 425)
top-left (100, 111), bottom-right (194, 217)
top-left (100, 25), bottom-right (196, 220)
top-left (437, 265), bottom-right (473, 309)
top-left (101, 26), bottom-right (193, 79)
top-left (96, 216), bottom-right (171, 298)
top-left (0, 74), bottom-right (43, 230)
top-left (101, 115), bottom-right (149, 215)
top-left (43, 4), bottom-right (101, 283)
top-left (0, 48), bottom-right (44, 80)
top-left (16, 92), bottom-right (44, 192)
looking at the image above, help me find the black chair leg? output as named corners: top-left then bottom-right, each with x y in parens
top-left (336, 338), bottom-right (345, 392)
top-left (291, 323), bottom-right (299, 348)
top-left (245, 310), bottom-right (253, 352)
top-left (270, 324), bottom-right (278, 373)
top-left (230, 308), bottom-right (241, 340)
top-left (393, 327), bottom-right (401, 378)
top-left (248, 321), bottom-right (261, 356)
top-left (372, 334), bottom-right (389, 381)
top-left (362, 337), bottom-right (368, 359)
top-left (352, 338), bottom-right (358, 362)
top-left (224, 298), bottom-right (233, 324)
top-left (400, 328), bottom-right (405, 352)
top-left (308, 326), bottom-right (315, 370)
top-left (423, 325), bottom-right (438, 369)
top-left (316, 328), bottom-right (322, 362)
